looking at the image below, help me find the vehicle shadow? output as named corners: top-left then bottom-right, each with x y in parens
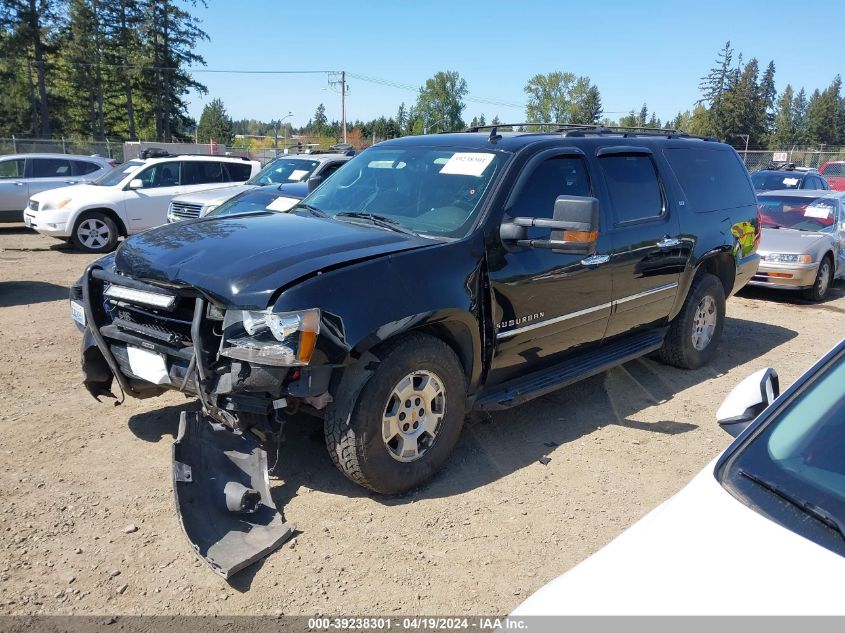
top-left (122, 317), bottom-right (797, 510)
top-left (0, 224), bottom-right (33, 235)
top-left (0, 280), bottom-right (70, 307)
top-left (738, 278), bottom-right (845, 311)
top-left (122, 316), bottom-right (797, 585)
top-left (269, 316), bottom-right (798, 506)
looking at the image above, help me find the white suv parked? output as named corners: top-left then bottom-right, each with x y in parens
top-left (23, 154), bottom-right (260, 253)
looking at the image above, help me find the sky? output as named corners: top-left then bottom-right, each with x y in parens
top-left (186, 0), bottom-right (845, 129)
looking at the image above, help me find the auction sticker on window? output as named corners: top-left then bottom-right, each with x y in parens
top-left (782, 177), bottom-right (800, 187)
top-left (288, 169), bottom-right (309, 181)
top-left (266, 196), bottom-right (300, 212)
top-left (805, 204), bottom-right (832, 219)
top-left (440, 152), bottom-right (495, 176)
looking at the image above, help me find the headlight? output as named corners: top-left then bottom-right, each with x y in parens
top-left (41, 198), bottom-right (72, 211)
top-left (220, 308), bottom-right (320, 366)
top-left (764, 253), bottom-right (812, 264)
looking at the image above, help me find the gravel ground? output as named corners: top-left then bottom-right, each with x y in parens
top-left (1, 225), bottom-right (843, 616)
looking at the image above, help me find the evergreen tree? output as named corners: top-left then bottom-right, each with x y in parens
top-left (806, 76), bottom-right (844, 146)
top-left (395, 102), bottom-right (406, 136)
top-left (698, 41), bottom-right (734, 132)
top-left (769, 85), bottom-right (796, 148)
top-left (196, 97), bottom-right (232, 144)
top-left (759, 60), bottom-right (777, 138)
top-left (101, 0), bottom-right (143, 139)
top-left (140, 0), bottom-right (208, 142)
top-left (573, 85), bottom-right (602, 124)
top-left (4, 0), bottom-right (65, 136)
top-left (478, 113), bottom-right (486, 126)
top-left (792, 87), bottom-right (808, 144)
top-left (312, 103), bottom-right (327, 136)
top-left (62, 0), bottom-right (107, 139)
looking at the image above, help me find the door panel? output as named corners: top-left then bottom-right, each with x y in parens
top-left (122, 162), bottom-right (183, 231)
top-left (597, 151), bottom-right (687, 339)
top-left (0, 158), bottom-right (28, 213)
top-left (486, 151), bottom-right (612, 386)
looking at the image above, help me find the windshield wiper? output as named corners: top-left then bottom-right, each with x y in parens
top-left (333, 211), bottom-right (417, 236)
top-left (291, 202), bottom-right (326, 217)
top-left (738, 468), bottom-right (845, 542)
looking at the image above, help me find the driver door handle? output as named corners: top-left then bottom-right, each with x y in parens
top-left (656, 237), bottom-right (681, 249)
top-left (14, 181), bottom-right (24, 186)
top-left (581, 254), bottom-right (610, 266)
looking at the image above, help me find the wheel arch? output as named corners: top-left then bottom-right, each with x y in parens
top-left (670, 248), bottom-right (735, 321)
top-left (72, 206), bottom-right (127, 238)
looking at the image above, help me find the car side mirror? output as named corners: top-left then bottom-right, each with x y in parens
top-left (716, 368), bottom-right (780, 438)
top-left (307, 175), bottom-right (324, 192)
top-left (127, 178), bottom-right (144, 190)
top-left (500, 196), bottom-right (600, 255)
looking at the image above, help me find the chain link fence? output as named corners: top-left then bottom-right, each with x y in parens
top-left (0, 136), bottom-right (122, 161)
top-left (740, 148), bottom-right (845, 173)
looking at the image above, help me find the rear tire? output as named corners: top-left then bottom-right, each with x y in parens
top-left (72, 211), bottom-right (119, 253)
top-left (658, 273), bottom-right (726, 369)
top-left (324, 333), bottom-right (466, 495)
top-left (802, 256), bottom-right (833, 302)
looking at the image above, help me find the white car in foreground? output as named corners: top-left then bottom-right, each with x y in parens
top-left (514, 341), bottom-right (845, 616)
top-left (24, 154), bottom-right (260, 253)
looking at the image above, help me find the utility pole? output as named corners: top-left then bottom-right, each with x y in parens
top-left (328, 71), bottom-right (349, 144)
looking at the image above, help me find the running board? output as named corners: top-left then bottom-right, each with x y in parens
top-left (474, 331), bottom-right (666, 411)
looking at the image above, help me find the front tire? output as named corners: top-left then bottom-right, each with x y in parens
top-left (73, 212), bottom-right (119, 253)
top-left (324, 333), bottom-right (466, 495)
top-left (802, 256), bottom-right (833, 302)
top-left (658, 272), bottom-right (726, 369)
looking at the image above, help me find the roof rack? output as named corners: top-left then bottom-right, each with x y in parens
top-left (138, 149), bottom-right (253, 161)
top-left (462, 123), bottom-right (718, 142)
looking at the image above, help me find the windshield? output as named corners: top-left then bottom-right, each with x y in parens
top-left (722, 349), bottom-right (845, 554)
top-left (758, 195), bottom-right (838, 230)
top-left (300, 147), bottom-right (509, 238)
top-left (751, 171), bottom-right (805, 191)
top-left (92, 160), bottom-right (145, 186)
top-left (206, 187), bottom-right (299, 217)
top-left (247, 158), bottom-right (320, 186)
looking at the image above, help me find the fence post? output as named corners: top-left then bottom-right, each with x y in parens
top-left (105, 137), bottom-right (111, 159)
top-left (11, 135), bottom-right (16, 153)
top-left (62, 137), bottom-right (66, 154)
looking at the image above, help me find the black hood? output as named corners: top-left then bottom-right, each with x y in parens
top-left (114, 212), bottom-right (431, 308)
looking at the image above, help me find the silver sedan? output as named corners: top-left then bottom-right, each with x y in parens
top-left (749, 190), bottom-right (845, 301)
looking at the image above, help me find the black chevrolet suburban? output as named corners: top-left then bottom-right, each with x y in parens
top-left (73, 125), bottom-right (760, 498)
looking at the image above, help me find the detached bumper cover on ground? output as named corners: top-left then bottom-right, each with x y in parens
top-left (172, 411), bottom-right (294, 578)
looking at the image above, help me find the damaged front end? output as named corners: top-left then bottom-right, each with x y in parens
top-left (77, 263), bottom-right (337, 576)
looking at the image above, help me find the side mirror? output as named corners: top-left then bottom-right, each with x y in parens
top-left (500, 195), bottom-right (600, 255)
top-left (307, 174), bottom-right (324, 192)
top-left (127, 178), bottom-right (144, 190)
top-left (716, 368), bottom-right (780, 438)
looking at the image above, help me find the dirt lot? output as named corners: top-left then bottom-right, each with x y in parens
top-left (1, 225), bottom-right (843, 616)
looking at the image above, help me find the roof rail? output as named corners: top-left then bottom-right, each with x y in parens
top-left (463, 122), bottom-right (718, 142)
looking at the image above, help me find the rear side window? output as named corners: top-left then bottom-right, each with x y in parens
top-left (31, 158), bottom-right (72, 178)
top-left (72, 160), bottom-right (101, 176)
top-left (665, 148), bottom-right (755, 213)
top-left (598, 154), bottom-right (663, 224)
top-left (0, 158), bottom-right (24, 178)
top-left (182, 161), bottom-right (224, 185)
top-left (224, 162), bottom-right (252, 182)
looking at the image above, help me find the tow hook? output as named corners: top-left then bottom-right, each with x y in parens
top-left (172, 411), bottom-right (295, 578)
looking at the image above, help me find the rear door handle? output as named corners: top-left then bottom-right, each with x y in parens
top-left (14, 181), bottom-right (24, 186)
top-left (656, 237), bottom-right (681, 249)
top-left (581, 254), bottom-right (610, 266)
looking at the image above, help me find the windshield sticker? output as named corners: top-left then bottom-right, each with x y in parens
top-left (804, 205), bottom-right (832, 219)
top-left (266, 196), bottom-right (299, 212)
top-left (440, 153), bottom-right (495, 177)
top-left (288, 169), bottom-right (309, 181)
top-left (782, 177), bottom-right (800, 186)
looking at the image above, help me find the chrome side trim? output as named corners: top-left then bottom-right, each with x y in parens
top-left (495, 281), bottom-right (679, 340)
top-left (613, 281), bottom-right (679, 306)
top-left (496, 301), bottom-right (612, 339)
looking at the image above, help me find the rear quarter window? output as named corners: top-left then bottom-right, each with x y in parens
top-left (664, 148), bottom-right (756, 213)
top-left (72, 160), bottom-right (101, 176)
top-left (224, 162), bottom-right (253, 182)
